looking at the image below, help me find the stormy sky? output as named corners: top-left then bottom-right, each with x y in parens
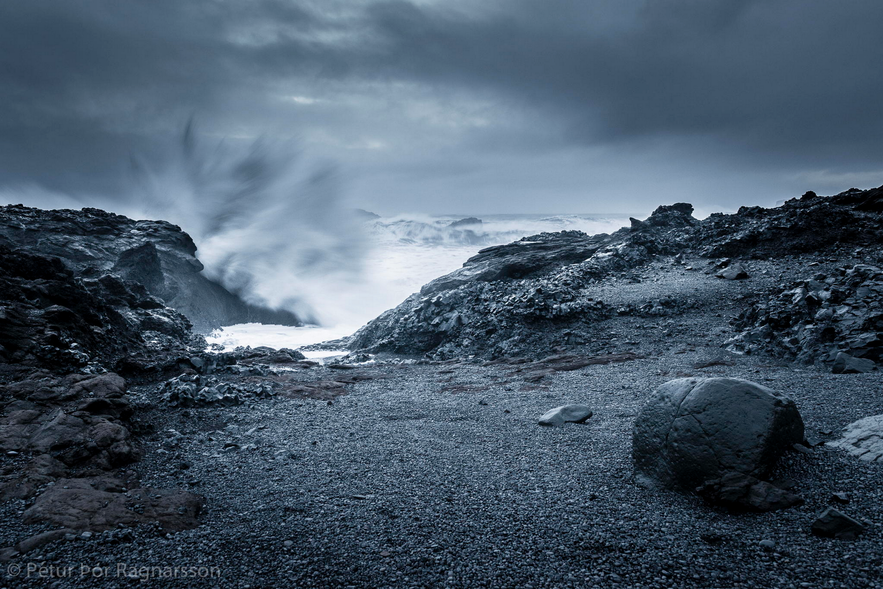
top-left (1, 0), bottom-right (882, 216)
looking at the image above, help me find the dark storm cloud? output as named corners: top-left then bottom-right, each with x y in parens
top-left (356, 0), bottom-right (883, 163)
top-left (1, 0), bottom-right (882, 211)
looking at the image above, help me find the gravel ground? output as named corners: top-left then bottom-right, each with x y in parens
top-left (2, 259), bottom-right (882, 588)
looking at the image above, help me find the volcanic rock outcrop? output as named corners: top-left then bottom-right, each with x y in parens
top-left (0, 205), bottom-right (299, 331)
top-left (347, 185), bottom-right (883, 359)
top-left (728, 263), bottom-right (883, 369)
top-left (0, 244), bottom-right (195, 376)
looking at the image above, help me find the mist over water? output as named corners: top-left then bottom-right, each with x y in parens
top-left (132, 124), bottom-right (369, 325)
top-left (208, 213), bottom-right (631, 350)
top-left (0, 125), bottom-right (631, 349)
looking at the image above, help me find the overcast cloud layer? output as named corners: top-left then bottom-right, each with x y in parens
top-left (1, 0), bottom-right (882, 216)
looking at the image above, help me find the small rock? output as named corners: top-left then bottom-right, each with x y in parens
top-left (283, 540), bottom-right (294, 548)
top-left (715, 264), bottom-right (749, 280)
top-left (697, 472), bottom-right (804, 512)
top-left (790, 443), bottom-right (812, 455)
top-left (759, 539), bottom-right (776, 550)
top-left (811, 508), bottom-right (867, 540)
top-left (830, 492), bottom-right (851, 504)
top-left (538, 404), bottom-right (593, 427)
top-left (832, 352), bottom-right (875, 374)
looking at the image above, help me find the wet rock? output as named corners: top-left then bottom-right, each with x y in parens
top-left (826, 414), bottom-right (883, 463)
top-left (696, 471), bottom-right (804, 512)
top-left (161, 374), bottom-right (276, 407)
top-left (538, 405), bottom-right (593, 427)
top-left (633, 377), bottom-right (804, 491)
top-left (832, 352), bottom-right (875, 374)
top-left (811, 508), bottom-right (867, 540)
top-left (0, 245), bottom-right (196, 374)
top-left (0, 204), bottom-right (300, 331)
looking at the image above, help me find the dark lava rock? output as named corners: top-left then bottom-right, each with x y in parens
top-left (832, 352), bottom-right (876, 374)
top-left (160, 374), bottom-right (276, 407)
top-left (0, 373), bottom-right (139, 474)
top-left (348, 185), bottom-right (883, 359)
top-left (693, 186), bottom-right (883, 259)
top-left (0, 245), bottom-right (196, 376)
top-left (22, 476), bottom-right (203, 532)
top-left (728, 263), bottom-right (883, 366)
top-left (696, 471), bottom-right (804, 512)
top-left (632, 378), bottom-right (804, 491)
top-left (0, 204), bottom-right (300, 331)
top-left (811, 508), bottom-right (867, 540)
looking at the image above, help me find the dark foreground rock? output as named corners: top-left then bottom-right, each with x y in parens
top-left (0, 245), bottom-right (197, 376)
top-left (632, 377), bottom-right (804, 490)
top-left (0, 205), bottom-right (299, 331)
top-left (811, 508), bottom-right (868, 540)
top-left (0, 369), bottom-right (205, 558)
top-left (22, 476), bottom-right (202, 532)
top-left (696, 471), bottom-right (804, 512)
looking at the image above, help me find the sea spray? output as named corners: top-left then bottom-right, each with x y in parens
top-left (128, 123), bottom-right (370, 325)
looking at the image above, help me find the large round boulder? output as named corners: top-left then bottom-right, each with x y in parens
top-left (632, 377), bottom-right (804, 490)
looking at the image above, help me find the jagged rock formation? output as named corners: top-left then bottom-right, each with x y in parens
top-left (0, 205), bottom-right (299, 332)
top-left (348, 185), bottom-right (883, 359)
top-left (727, 264), bottom-right (883, 368)
top-left (0, 245), bottom-right (195, 377)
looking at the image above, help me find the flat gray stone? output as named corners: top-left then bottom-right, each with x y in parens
top-left (827, 414), bottom-right (883, 463)
top-left (538, 405), bottom-right (593, 427)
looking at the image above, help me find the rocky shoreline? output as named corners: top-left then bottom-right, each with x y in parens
top-left (1, 187), bottom-right (882, 587)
